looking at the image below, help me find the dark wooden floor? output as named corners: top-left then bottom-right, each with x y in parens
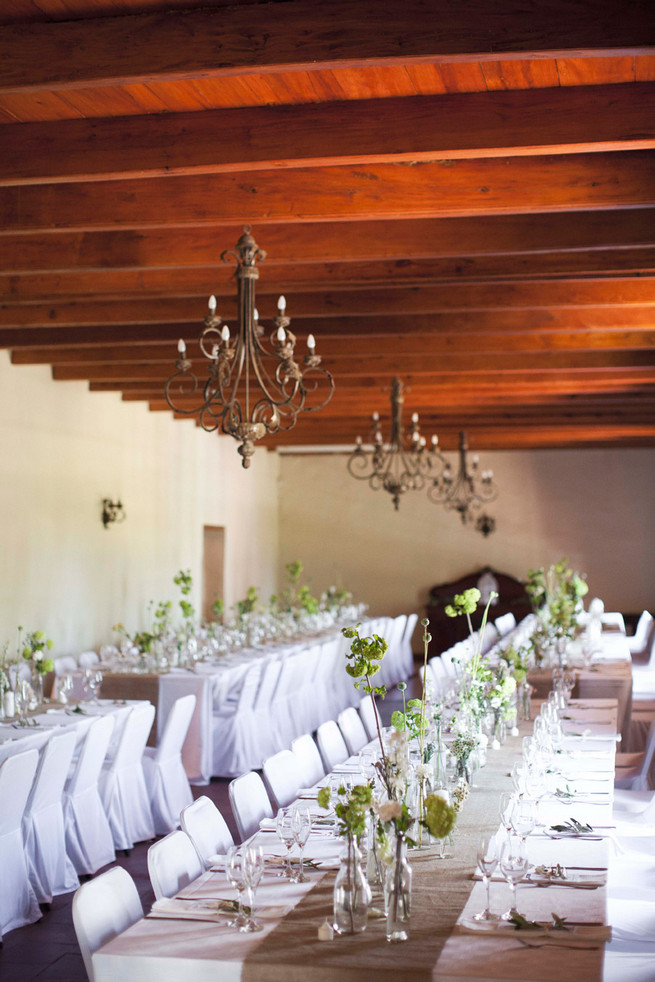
top-left (1, 687), bottom-right (408, 981)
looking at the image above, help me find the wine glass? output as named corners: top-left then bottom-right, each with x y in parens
top-left (241, 845), bottom-right (264, 933)
top-left (276, 807), bottom-right (296, 880)
top-left (474, 833), bottom-right (499, 922)
top-left (225, 846), bottom-right (248, 930)
top-left (86, 669), bottom-right (103, 704)
top-left (499, 834), bottom-right (528, 920)
top-left (498, 792), bottom-right (514, 836)
top-left (291, 808), bottom-right (312, 883)
top-left (510, 796), bottom-right (537, 841)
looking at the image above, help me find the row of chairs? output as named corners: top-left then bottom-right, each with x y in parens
top-left (0, 695), bottom-right (196, 941)
top-left (210, 614), bottom-right (416, 777)
top-left (71, 695), bottom-right (381, 981)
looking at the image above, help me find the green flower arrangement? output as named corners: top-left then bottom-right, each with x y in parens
top-left (422, 793), bottom-right (457, 839)
top-left (21, 628), bottom-right (55, 675)
top-left (318, 783), bottom-right (373, 842)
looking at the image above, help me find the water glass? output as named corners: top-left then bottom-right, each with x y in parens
top-left (241, 845), bottom-right (264, 932)
top-left (276, 808), bottom-right (296, 880)
top-left (474, 833), bottom-right (499, 922)
top-left (225, 846), bottom-right (248, 930)
top-left (291, 808), bottom-right (312, 883)
top-left (499, 835), bottom-right (528, 920)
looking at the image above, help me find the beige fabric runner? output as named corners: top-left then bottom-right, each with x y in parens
top-left (242, 720), bottom-right (536, 982)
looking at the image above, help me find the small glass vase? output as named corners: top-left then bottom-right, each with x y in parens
top-left (333, 837), bottom-right (370, 935)
top-left (31, 669), bottom-right (44, 707)
top-left (455, 757), bottom-right (472, 785)
top-left (518, 681), bottom-right (533, 721)
top-left (384, 833), bottom-right (412, 942)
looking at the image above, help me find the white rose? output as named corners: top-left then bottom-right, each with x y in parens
top-left (377, 800), bottom-right (403, 823)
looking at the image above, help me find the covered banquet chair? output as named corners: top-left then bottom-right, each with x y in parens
top-left (180, 795), bottom-right (234, 868)
top-left (142, 693), bottom-right (195, 835)
top-left (0, 748), bottom-right (41, 938)
top-left (99, 702), bottom-right (156, 850)
top-left (72, 866), bottom-right (143, 982)
top-left (229, 771), bottom-right (273, 842)
top-left (147, 829), bottom-right (203, 900)
top-left (63, 714), bottom-right (116, 875)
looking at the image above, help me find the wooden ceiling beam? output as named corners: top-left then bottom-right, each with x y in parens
top-left (5, 248), bottom-right (655, 303)
top-left (2, 278), bottom-right (654, 328)
top-left (12, 329), bottom-right (655, 366)
top-left (2, 1), bottom-right (652, 95)
top-left (3, 212), bottom-right (655, 274)
top-left (3, 308), bottom-right (655, 349)
top-left (4, 83), bottom-right (655, 186)
top-left (51, 351), bottom-right (655, 382)
top-left (2, 153), bottom-right (654, 235)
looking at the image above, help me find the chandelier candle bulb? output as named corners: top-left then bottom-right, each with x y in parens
top-left (277, 326), bottom-right (286, 342)
top-left (307, 334), bottom-right (316, 351)
top-left (177, 339), bottom-right (186, 355)
top-left (221, 325), bottom-right (230, 342)
top-left (208, 295), bottom-right (217, 313)
top-left (254, 308), bottom-right (259, 323)
top-left (278, 295), bottom-right (286, 312)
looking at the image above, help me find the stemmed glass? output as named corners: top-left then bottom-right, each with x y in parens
top-left (241, 845), bottom-right (264, 932)
top-left (83, 669), bottom-right (103, 703)
top-left (225, 846), bottom-right (248, 930)
top-left (510, 796), bottom-right (537, 841)
top-left (474, 833), bottom-right (499, 922)
top-left (276, 808), bottom-right (296, 880)
top-left (498, 792), bottom-right (514, 837)
top-left (499, 835), bottom-right (529, 920)
top-left (291, 808), bottom-right (312, 883)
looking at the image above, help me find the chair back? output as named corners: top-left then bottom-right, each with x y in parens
top-left (155, 694), bottom-right (196, 762)
top-left (66, 715), bottom-right (115, 796)
top-left (291, 734), bottom-right (325, 787)
top-left (358, 695), bottom-right (378, 741)
top-left (262, 750), bottom-right (302, 811)
top-left (337, 707), bottom-right (369, 756)
top-left (253, 658), bottom-right (283, 712)
top-left (111, 703), bottom-right (156, 770)
top-left (78, 651), bottom-right (100, 669)
top-left (180, 796), bottom-right (234, 867)
top-left (26, 730), bottom-right (77, 814)
top-left (228, 771), bottom-right (273, 842)
top-left (72, 866), bottom-right (143, 982)
top-left (633, 610), bottom-right (654, 648)
top-left (316, 720), bottom-right (349, 771)
top-left (236, 664), bottom-right (262, 712)
top-left (147, 829), bottom-right (203, 900)
top-left (495, 612), bottom-right (517, 637)
top-left (54, 656), bottom-right (79, 675)
top-left (0, 749), bottom-right (39, 838)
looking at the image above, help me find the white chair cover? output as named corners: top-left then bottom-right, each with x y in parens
top-left (142, 693), bottom-right (196, 835)
top-left (99, 703), bottom-right (156, 850)
top-left (78, 651), bottom-right (100, 668)
top-left (291, 734), bottom-right (325, 787)
top-left (401, 612), bottom-right (419, 678)
top-left (627, 610), bottom-right (653, 656)
top-left (0, 748), bottom-right (41, 937)
top-left (147, 829), bottom-right (203, 900)
top-left (316, 720), bottom-right (349, 771)
top-left (211, 664), bottom-right (263, 778)
top-left (180, 796), bottom-right (234, 868)
top-left (271, 651), bottom-right (308, 747)
top-left (63, 715), bottom-right (116, 875)
top-left (53, 655), bottom-right (79, 675)
top-left (615, 718), bottom-right (655, 791)
top-left (228, 771), bottom-right (273, 842)
top-left (358, 695), bottom-right (379, 742)
top-left (337, 707), bottom-right (369, 756)
top-left (312, 638), bottom-right (342, 725)
top-left (23, 730), bottom-right (79, 903)
top-left (262, 749), bottom-right (303, 811)
top-left (8, 662), bottom-right (31, 687)
top-left (252, 657), bottom-right (284, 757)
top-left (494, 612), bottom-right (517, 637)
top-left (72, 866), bottom-right (143, 982)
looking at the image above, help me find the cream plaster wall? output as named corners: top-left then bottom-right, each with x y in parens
top-left (0, 352), bottom-right (279, 655)
top-left (278, 448), bottom-right (655, 618)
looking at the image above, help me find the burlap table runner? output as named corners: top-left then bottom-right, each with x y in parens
top-left (242, 724), bottom-right (528, 982)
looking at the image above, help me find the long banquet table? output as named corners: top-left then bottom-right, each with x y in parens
top-left (92, 698), bottom-right (619, 982)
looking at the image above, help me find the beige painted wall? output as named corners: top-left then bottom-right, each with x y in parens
top-left (278, 448), bottom-right (655, 617)
top-left (0, 352), bottom-right (279, 655)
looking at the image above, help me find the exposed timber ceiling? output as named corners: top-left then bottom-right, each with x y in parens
top-left (2, 0), bottom-right (655, 452)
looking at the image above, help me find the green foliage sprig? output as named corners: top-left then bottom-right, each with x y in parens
top-left (317, 784), bottom-right (373, 842)
top-left (341, 624), bottom-right (388, 696)
top-left (21, 628), bottom-right (55, 674)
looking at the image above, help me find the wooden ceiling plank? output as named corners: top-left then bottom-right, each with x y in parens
top-left (2, 277), bottom-right (655, 327)
top-left (3, 211), bottom-right (655, 274)
top-left (5, 247), bottom-right (655, 303)
top-left (12, 328), bottom-right (655, 365)
top-left (2, 1), bottom-right (653, 95)
top-left (2, 153), bottom-right (654, 234)
top-left (3, 83), bottom-right (655, 187)
top-left (4, 307), bottom-right (655, 351)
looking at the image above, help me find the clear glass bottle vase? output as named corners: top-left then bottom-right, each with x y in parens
top-left (333, 837), bottom-right (370, 935)
top-left (384, 832), bottom-right (412, 942)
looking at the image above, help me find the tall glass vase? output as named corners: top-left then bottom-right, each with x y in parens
top-left (384, 833), bottom-right (412, 942)
top-left (333, 837), bottom-right (370, 935)
top-left (31, 669), bottom-right (44, 708)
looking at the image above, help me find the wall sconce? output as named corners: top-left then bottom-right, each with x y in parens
top-left (102, 498), bottom-right (126, 529)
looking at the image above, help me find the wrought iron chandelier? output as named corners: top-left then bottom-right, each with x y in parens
top-left (346, 377), bottom-right (444, 510)
top-left (427, 430), bottom-right (498, 536)
top-left (164, 227), bottom-right (335, 468)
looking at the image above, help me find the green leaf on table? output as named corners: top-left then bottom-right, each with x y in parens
top-left (551, 913), bottom-right (570, 931)
top-left (510, 912), bottom-right (543, 931)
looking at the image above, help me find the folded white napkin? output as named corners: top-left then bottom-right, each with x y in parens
top-left (456, 918), bottom-right (611, 945)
